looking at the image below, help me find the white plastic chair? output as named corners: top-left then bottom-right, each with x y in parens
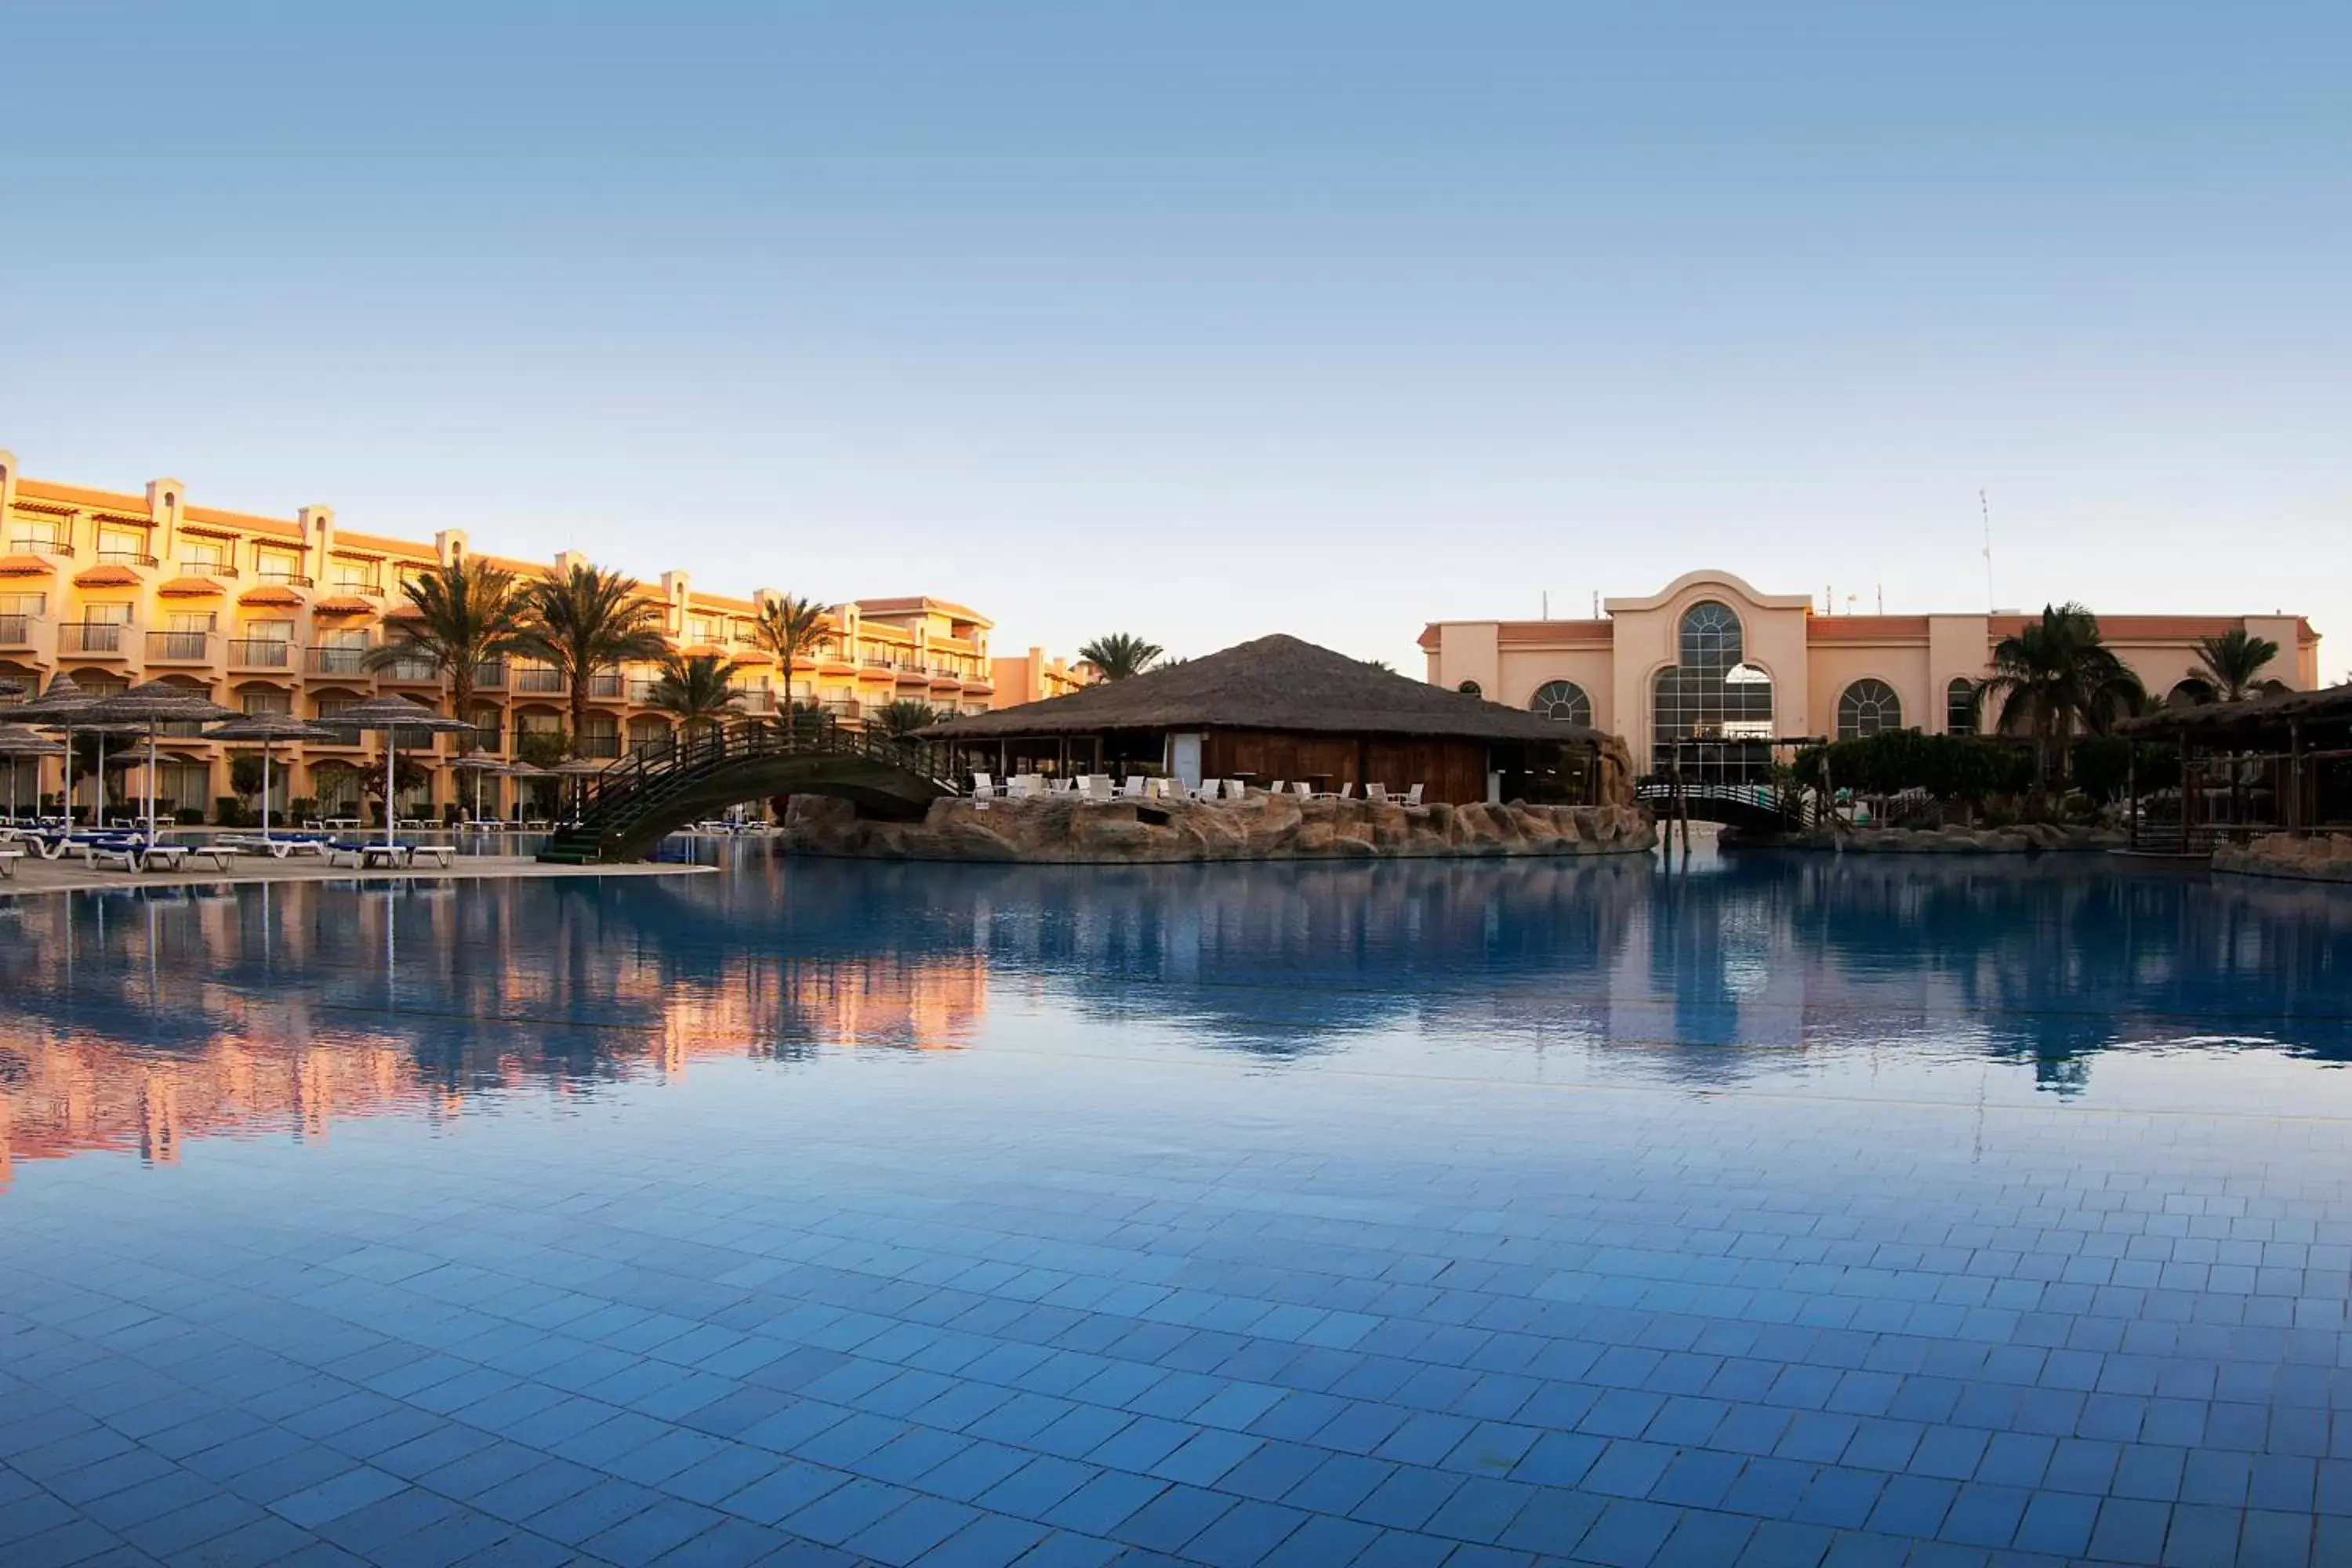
top-left (1403, 783), bottom-right (1425, 806)
top-left (971, 772), bottom-right (997, 800)
top-left (1118, 775), bottom-right (1147, 800)
top-left (1366, 783), bottom-right (1390, 804)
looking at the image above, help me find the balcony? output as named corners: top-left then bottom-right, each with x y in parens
top-left (470, 725), bottom-right (504, 754)
top-left (307, 644), bottom-right (372, 676)
top-left (145, 631), bottom-right (213, 662)
top-left (728, 688), bottom-right (779, 715)
top-left (253, 569), bottom-right (313, 586)
top-left (626, 679), bottom-right (662, 703)
top-left (586, 672), bottom-right (624, 699)
top-left (819, 699), bottom-right (862, 722)
top-left (230, 638), bottom-right (293, 670)
top-left (6, 535), bottom-right (71, 557)
top-left (512, 667), bottom-right (566, 695)
top-left (176, 559), bottom-right (238, 579)
top-left (327, 579), bottom-right (383, 597)
top-left (59, 622), bottom-right (127, 655)
top-left (472, 660), bottom-right (509, 690)
top-left (159, 718), bottom-right (212, 739)
top-left (379, 659), bottom-right (443, 684)
top-left (577, 734), bottom-right (622, 760)
top-left (94, 550), bottom-right (159, 568)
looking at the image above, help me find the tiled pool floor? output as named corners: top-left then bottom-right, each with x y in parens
top-left (3, 851), bottom-right (2350, 1566)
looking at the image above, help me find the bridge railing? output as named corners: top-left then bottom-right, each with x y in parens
top-left (1634, 777), bottom-right (1822, 828)
top-left (568, 716), bottom-right (960, 831)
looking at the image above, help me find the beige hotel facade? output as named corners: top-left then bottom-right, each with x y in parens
top-left (0, 449), bottom-right (1083, 817)
top-left (1423, 570), bottom-right (2321, 779)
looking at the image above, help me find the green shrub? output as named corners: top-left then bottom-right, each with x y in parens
top-left (174, 807), bottom-right (205, 826)
top-left (1792, 731), bottom-right (2033, 804)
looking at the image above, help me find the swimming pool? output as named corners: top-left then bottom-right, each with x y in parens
top-left (2, 848), bottom-right (2348, 1566)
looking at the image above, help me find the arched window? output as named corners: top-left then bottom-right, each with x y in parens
top-left (1528, 680), bottom-right (1592, 726)
top-left (1945, 678), bottom-right (1977, 735)
top-left (1838, 679), bottom-right (1904, 741)
top-left (1455, 680), bottom-right (1482, 697)
top-left (1651, 601), bottom-right (1774, 779)
top-left (2169, 678), bottom-right (2213, 707)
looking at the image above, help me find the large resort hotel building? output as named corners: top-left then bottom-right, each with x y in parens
top-left (1423, 570), bottom-right (2322, 781)
top-left (0, 450), bottom-right (1084, 816)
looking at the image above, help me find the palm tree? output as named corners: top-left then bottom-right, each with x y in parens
top-left (643, 652), bottom-right (742, 741)
top-left (751, 594), bottom-right (829, 714)
top-left (364, 557), bottom-right (530, 746)
top-left (519, 563), bottom-right (670, 757)
top-left (1975, 603), bottom-right (2147, 788)
top-left (2185, 628), bottom-right (2285, 703)
top-left (874, 699), bottom-right (938, 739)
top-left (1078, 633), bottom-right (1163, 682)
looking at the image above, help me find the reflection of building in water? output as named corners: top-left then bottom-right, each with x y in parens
top-left (0, 888), bottom-right (986, 1184)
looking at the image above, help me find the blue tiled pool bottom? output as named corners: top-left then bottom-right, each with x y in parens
top-left (4, 851), bottom-right (2352, 1566)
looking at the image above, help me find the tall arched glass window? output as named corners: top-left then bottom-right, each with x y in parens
top-left (1651, 601), bottom-right (1774, 779)
top-left (1527, 680), bottom-right (1592, 726)
top-left (1945, 678), bottom-right (1976, 735)
top-left (1838, 678), bottom-right (1903, 741)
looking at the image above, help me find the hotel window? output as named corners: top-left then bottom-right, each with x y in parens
top-left (156, 762), bottom-right (212, 812)
top-left (255, 548), bottom-right (302, 582)
top-left (82, 601), bottom-right (135, 625)
top-left (1650, 601), bottom-right (1775, 780)
top-left (165, 612), bottom-right (218, 634)
top-left (96, 526), bottom-right (149, 564)
top-left (244, 619), bottom-right (295, 643)
top-left (329, 557), bottom-right (379, 592)
top-left (0, 593), bottom-right (45, 618)
top-left (1945, 678), bottom-right (1978, 735)
top-left (240, 689), bottom-right (293, 717)
top-left (1527, 681), bottom-right (1593, 727)
top-left (1837, 679), bottom-right (1904, 742)
top-left (8, 514), bottom-right (60, 551)
top-left (686, 613), bottom-right (724, 644)
top-left (178, 539), bottom-right (228, 573)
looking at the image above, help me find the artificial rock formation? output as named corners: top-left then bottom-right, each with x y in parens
top-left (1721, 822), bottom-right (2125, 854)
top-left (785, 793), bottom-right (1657, 864)
top-left (2214, 833), bottom-right (2352, 884)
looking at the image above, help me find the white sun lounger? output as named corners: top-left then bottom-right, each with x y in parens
top-left (0, 848), bottom-right (20, 879)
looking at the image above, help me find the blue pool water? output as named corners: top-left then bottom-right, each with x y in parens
top-left (2, 847), bottom-right (2350, 1567)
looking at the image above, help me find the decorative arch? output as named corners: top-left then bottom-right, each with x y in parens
top-left (1837, 678), bottom-right (1904, 741)
top-left (1650, 600), bottom-right (1775, 779)
top-left (2169, 677), bottom-right (2214, 707)
top-left (1455, 679), bottom-right (1482, 698)
top-left (1527, 680), bottom-right (1592, 726)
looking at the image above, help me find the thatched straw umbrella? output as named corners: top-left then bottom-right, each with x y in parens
top-left (0, 724), bottom-right (65, 818)
top-left (10, 673), bottom-right (104, 821)
top-left (446, 752), bottom-right (515, 825)
top-left (81, 681), bottom-right (237, 844)
top-left (203, 715), bottom-right (342, 841)
top-left (314, 695), bottom-right (477, 849)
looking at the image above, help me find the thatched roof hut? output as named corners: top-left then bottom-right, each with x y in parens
top-left (924, 633), bottom-right (1615, 804)
top-left (2121, 682), bottom-right (2352, 743)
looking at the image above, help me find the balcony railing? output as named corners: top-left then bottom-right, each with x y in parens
top-left (627, 679), bottom-right (662, 703)
top-left (253, 569), bottom-right (313, 586)
top-left (379, 659), bottom-right (442, 682)
top-left (145, 631), bottom-right (212, 662)
top-left (159, 718), bottom-right (212, 739)
top-left (59, 622), bottom-right (126, 655)
top-left (307, 644), bottom-right (372, 675)
top-left (820, 699), bottom-right (862, 721)
top-left (229, 638), bottom-right (292, 669)
top-left (176, 559), bottom-right (238, 579)
top-left (7, 536), bottom-right (71, 557)
top-left (473, 661), bottom-right (509, 690)
top-left (327, 579), bottom-right (382, 597)
top-left (586, 672), bottom-right (624, 699)
top-left (513, 667), bottom-right (566, 695)
top-left (94, 550), bottom-right (159, 568)
top-left (0, 615), bottom-right (30, 647)
top-left (577, 734), bottom-right (622, 760)
top-left (728, 688), bottom-right (779, 714)
top-left (470, 725), bottom-right (504, 753)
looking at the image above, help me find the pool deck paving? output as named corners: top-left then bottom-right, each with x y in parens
top-left (0, 851), bottom-right (709, 897)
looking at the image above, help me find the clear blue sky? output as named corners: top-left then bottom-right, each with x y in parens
top-left (3, 3), bottom-right (2344, 673)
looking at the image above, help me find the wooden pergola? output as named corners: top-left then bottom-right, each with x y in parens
top-left (2118, 683), bottom-right (2352, 851)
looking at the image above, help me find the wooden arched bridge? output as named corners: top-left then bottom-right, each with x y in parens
top-left (1633, 778), bottom-right (1820, 833)
top-left (537, 721), bottom-right (958, 864)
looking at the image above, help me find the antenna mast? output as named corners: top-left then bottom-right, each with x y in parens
top-left (1979, 489), bottom-right (1995, 611)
